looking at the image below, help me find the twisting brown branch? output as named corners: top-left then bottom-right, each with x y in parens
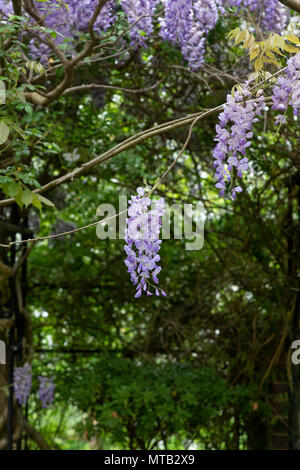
top-left (12, 243), bottom-right (36, 275)
top-left (0, 66), bottom-right (283, 209)
top-left (279, 0), bottom-right (300, 13)
top-left (0, 211), bottom-right (126, 248)
top-left (0, 111), bottom-right (205, 249)
top-left (23, 0), bottom-right (69, 65)
top-left (23, 0), bottom-right (109, 106)
top-left (23, 419), bottom-right (51, 450)
top-left (150, 114), bottom-right (204, 193)
top-left (0, 106), bottom-right (220, 208)
top-left (63, 76), bottom-right (166, 96)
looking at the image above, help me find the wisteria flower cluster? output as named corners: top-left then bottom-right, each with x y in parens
top-left (1, 0), bottom-right (291, 69)
top-left (121, 0), bottom-right (159, 46)
top-left (213, 85), bottom-right (265, 200)
top-left (226, 0), bottom-right (289, 34)
top-left (1, 0), bottom-right (228, 70)
top-left (27, 0), bottom-right (116, 63)
top-left (160, 0), bottom-right (224, 69)
top-left (13, 363), bottom-right (32, 405)
top-left (124, 187), bottom-right (166, 298)
top-left (13, 363), bottom-right (55, 408)
top-left (272, 52), bottom-right (300, 125)
top-left (38, 376), bottom-right (56, 408)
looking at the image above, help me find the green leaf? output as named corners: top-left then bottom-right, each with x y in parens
top-left (1, 181), bottom-right (22, 198)
top-left (21, 189), bottom-right (33, 207)
top-left (32, 193), bottom-right (42, 210)
top-left (0, 80), bottom-right (6, 104)
top-left (0, 121), bottom-right (9, 145)
top-left (0, 175), bottom-right (13, 184)
top-left (36, 193), bottom-right (55, 207)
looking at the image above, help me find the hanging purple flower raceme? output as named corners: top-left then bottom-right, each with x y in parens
top-left (0, 0), bottom-right (14, 17)
top-left (121, 0), bottom-right (158, 46)
top-left (159, 0), bottom-right (193, 44)
top-left (28, 0), bottom-right (116, 62)
top-left (124, 187), bottom-right (166, 298)
top-left (38, 376), bottom-right (55, 408)
top-left (261, 0), bottom-right (289, 34)
top-left (160, 0), bottom-right (223, 70)
top-left (68, 0), bottom-right (116, 34)
top-left (180, 27), bottom-right (206, 70)
top-left (226, 0), bottom-right (289, 34)
top-left (213, 85), bottom-right (265, 199)
top-left (13, 363), bottom-right (32, 406)
top-left (1, 0), bottom-right (226, 69)
top-left (272, 52), bottom-right (300, 125)
top-left (193, 0), bottom-right (221, 34)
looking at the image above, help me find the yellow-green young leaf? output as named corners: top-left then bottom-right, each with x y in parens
top-left (264, 58), bottom-right (281, 67)
top-left (21, 189), bottom-right (33, 208)
top-left (0, 121), bottom-right (9, 145)
top-left (254, 56), bottom-right (264, 72)
top-left (270, 34), bottom-right (282, 49)
top-left (248, 71), bottom-right (259, 82)
top-left (244, 34), bottom-right (255, 49)
top-left (274, 34), bottom-right (286, 50)
top-left (36, 193), bottom-right (55, 207)
top-left (32, 193), bottom-right (42, 210)
top-left (249, 46), bottom-right (260, 61)
top-left (16, 89), bottom-right (26, 102)
top-left (234, 29), bottom-right (247, 45)
top-left (284, 34), bottom-right (300, 45)
top-left (282, 43), bottom-right (300, 53)
top-left (227, 27), bottom-right (240, 39)
top-left (15, 192), bottom-right (24, 208)
top-left (0, 81), bottom-right (6, 104)
top-left (269, 46), bottom-right (284, 56)
top-left (265, 50), bottom-right (276, 59)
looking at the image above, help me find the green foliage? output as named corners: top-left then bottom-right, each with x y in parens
top-left (62, 358), bottom-right (231, 449)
